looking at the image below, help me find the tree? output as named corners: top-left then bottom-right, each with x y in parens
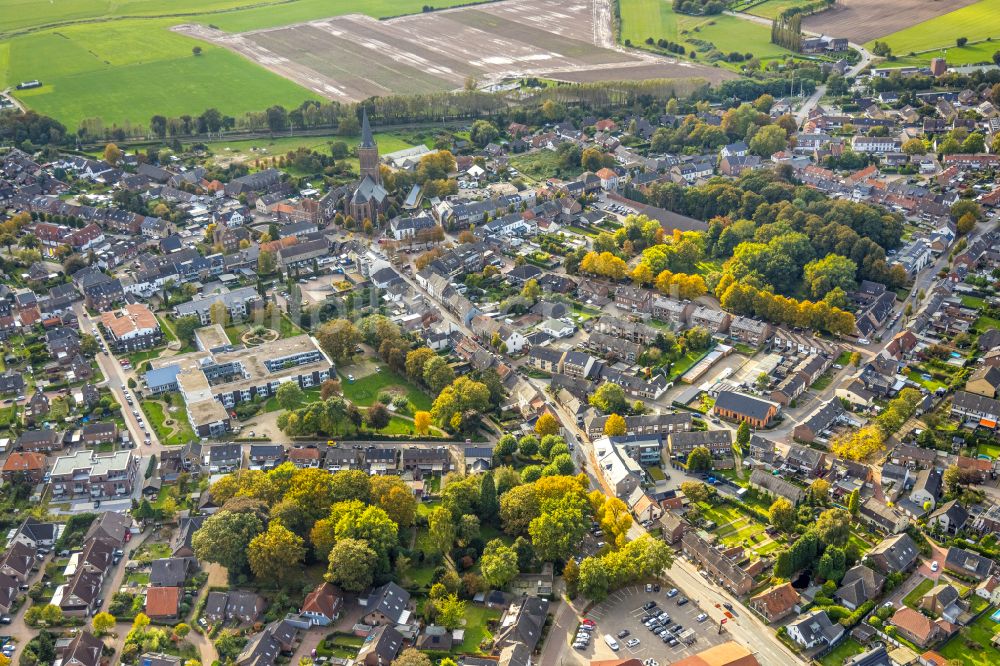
top-left (808, 478), bottom-right (830, 504)
top-left (494, 434), bottom-right (517, 462)
top-left (604, 413), bottom-right (627, 436)
top-left (392, 649), bottom-right (432, 666)
top-left (208, 301), bottom-right (229, 326)
top-left (103, 143), bottom-right (122, 166)
top-left (436, 594), bottom-right (467, 629)
top-left (405, 348), bottom-right (436, 382)
top-left (535, 412), bottom-right (560, 437)
top-left (686, 446), bottom-right (712, 472)
top-left (365, 403), bottom-right (391, 432)
top-left (520, 278), bottom-right (542, 301)
top-left (816, 546), bottom-right (846, 583)
top-left (815, 508), bottom-right (852, 547)
top-left (192, 45), bottom-right (203, 56)
top-left (172, 623), bottom-right (191, 641)
top-left (423, 355), bottom-right (456, 394)
top-left (428, 506), bottom-right (456, 555)
top-left (480, 539), bottom-right (519, 587)
top-left (518, 435), bottom-right (539, 457)
top-left (902, 138), bottom-right (926, 155)
top-left (316, 320), bottom-right (361, 363)
top-left (768, 497), bottom-right (796, 532)
top-left (92, 612), bottom-right (116, 635)
top-left (957, 212), bottom-right (977, 235)
top-left (469, 120), bottom-right (499, 148)
top-left (847, 488), bottom-right (860, 516)
top-left (326, 538), bottom-right (377, 592)
top-left (831, 425), bottom-right (884, 462)
top-left (276, 382), bottom-right (304, 411)
top-left (804, 254), bottom-right (858, 300)
top-left (680, 481), bottom-right (713, 504)
top-left (736, 420), bottom-right (750, 448)
top-left (528, 496), bottom-right (589, 562)
top-left (578, 557), bottom-right (610, 600)
top-left (414, 411), bottom-right (431, 436)
top-left (479, 471), bottom-right (499, 524)
top-left (248, 522), bottom-right (305, 582)
top-left (192, 509), bottom-right (265, 573)
top-left (589, 382), bottom-right (627, 414)
top-left (749, 124), bottom-right (787, 157)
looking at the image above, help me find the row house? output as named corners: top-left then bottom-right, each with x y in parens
top-left (681, 532), bottom-right (753, 595)
top-left (667, 429), bottom-right (732, 461)
top-left (951, 391), bottom-right (1000, 429)
top-left (690, 306), bottom-right (731, 334)
top-left (585, 332), bottom-right (642, 362)
top-left (729, 317), bottom-right (772, 348)
top-left (614, 286), bottom-right (652, 313)
top-left (586, 412), bottom-right (692, 440)
top-left (593, 316), bottom-right (659, 345)
top-left (651, 297), bottom-right (693, 328)
top-left (749, 469), bottom-right (805, 504)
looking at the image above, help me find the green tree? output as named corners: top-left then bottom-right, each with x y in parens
top-left (749, 124), bottom-right (787, 157)
top-left (248, 522), bottom-right (305, 583)
top-left (480, 539), bottom-right (519, 588)
top-left (589, 382), bottom-right (627, 414)
top-left (423, 355), bottom-right (456, 394)
top-left (528, 496), bottom-right (589, 562)
top-left (192, 510), bottom-right (265, 574)
top-left (518, 435), bottom-right (539, 457)
top-left (803, 254), bottom-right (858, 300)
top-left (436, 594), bottom-right (467, 629)
top-left (276, 382), bottom-right (304, 411)
top-left (405, 347), bottom-right (436, 382)
top-left (847, 488), bottom-right (860, 516)
top-left (686, 446), bottom-right (712, 472)
top-left (494, 434), bottom-right (518, 463)
top-left (736, 421), bottom-right (750, 448)
top-left (479, 471), bottom-right (499, 524)
top-left (768, 497), bottom-right (796, 533)
top-left (316, 320), bottom-right (361, 363)
top-left (365, 402), bottom-right (391, 431)
top-left (577, 557), bottom-right (610, 600)
top-left (500, 484), bottom-right (541, 535)
top-left (815, 509), bottom-right (851, 548)
top-left (428, 506), bottom-right (456, 555)
top-left (326, 538), bottom-right (377, 592)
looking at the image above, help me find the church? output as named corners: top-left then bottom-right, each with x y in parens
top-left (345, 109), bottom-right (389, 224)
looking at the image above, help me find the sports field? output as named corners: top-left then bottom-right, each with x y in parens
top-left (865, 0), bottom-right (1000, 59)
top-left (0, 0), bottom-right (492, 130)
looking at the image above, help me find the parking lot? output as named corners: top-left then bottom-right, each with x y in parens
top-left (576, 583), bottom-right (731, 662)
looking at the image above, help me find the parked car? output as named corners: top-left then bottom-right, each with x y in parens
top-left (696, 614), bottom-right (708, 623)
top-left (625, 639), bottom-right (640, 648)
top-left (616, 630), bottom-right (630, 639)
top-left (666, 588), bottom-right (678, 598)
top-left (677, 597), bottom-right (689, 606)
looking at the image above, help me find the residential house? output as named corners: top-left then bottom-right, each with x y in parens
top-left (681, 532), bottom-right (753, 595)
top-left (835, 565), bottom-right (885, 611)
top-left (728, 317), bottom-right (772, 348)
top-left (787, 610), bottom-right (844, 649)
top-left (2, 451), bottom-right (47, 484)
top-left (690, 307), bottom-right (731, 334)
top-left (362, 582), bottom-right (411, 626)
top-left (659, 512), bottom-right (688, 545)
top-left (784, 445), bottom-right (826, 477)
top-left (951, 391), bottom-right (1000, 429)
top-left (236, 620), bottom-right (300, 666)
top-left (493, 596), bottom-right (550, 653)
top-left (967, 365), bottom-right (1000, 398)
top-left (928, 500), bottom-right (969, 536)
top-left (85, 512), bottom-right (134, 546)
top-left (400, 447), bottom-right (453, 475)
top-left (910, 467), bottom-right (942, 511)
top-left (356, 625), bottom-right (403, 666)
top-left (50, 450), bottom-right (139, 500)
top-left (749, 469), bottom-right (805, 504)
top-left (667, 430), bottom-right (732, 461)
top-left (750, 583), bottom-right (799, 623)
top-left (889, 608), bottom-right (948, 648)
top-left (58, 631), bottom-right (104, 666)
top-left (945, 546), bottom-right (994, 581)
top-left (204, 590), bottom-right (266, 625)
top-left (859, 497), bottom-right (908, 534)
top-left (248, 444), bottom-right (285, 470)
top-left (59, 568), bottom-right (102, 616)
top-left (16, 429), bottom-right (63, 452)
top-left (866, 534), bottom-right (919, 575)
top-left (586, 412), bottom-right (692, 440)
top-left (149, 558), bottom-right (191, 587)
top-left (146, 586), bottom-right (182, 621)
top-left (300, 582), bottom-right (342, 626)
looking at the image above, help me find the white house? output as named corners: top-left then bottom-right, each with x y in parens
top-left (538, 318), bottom-right (574, 339)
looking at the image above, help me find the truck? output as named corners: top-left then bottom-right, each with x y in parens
top-left (603, 635), bottom-right (620, 651)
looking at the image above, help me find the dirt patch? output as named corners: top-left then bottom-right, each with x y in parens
top-left (803, 0), bottom-right (979, 44)
top-left (175, 0), bottom-right (726, 102)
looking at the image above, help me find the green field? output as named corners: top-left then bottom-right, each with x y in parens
top-left (871, 0), bottom-right (1000, 61)
top-left (619, 0), bottom-right (796, 66)
top-left (741, 0), bottom-right (816, 20)
top-left (340, 365), bottom-right (433, 411)
top-left (140, 395), bottom-right (196, 446)
top-left (1, 0), bottom-right (490, 129)
top-left (818, 638), bottom-right (864, 666)
top-left (938, 607), bottom-right (1000, 666)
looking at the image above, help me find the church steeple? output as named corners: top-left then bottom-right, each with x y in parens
top-left (360, 108), bottom-right (376, 150)
top-left (357, 107), bottom-right (380, 184)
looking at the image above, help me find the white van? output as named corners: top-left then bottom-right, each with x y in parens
top-left (604, 635), bottom-right (620, 651)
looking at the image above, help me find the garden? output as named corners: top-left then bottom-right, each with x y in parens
top-left (141, 394), bottom-right (196, 446)
top-left (938, 606), bottom-right (1000, 666)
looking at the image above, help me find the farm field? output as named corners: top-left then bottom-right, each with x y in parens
top-left (803, 0), bottom-right (980, 45)
top-left (619, 0), bottom-right (797, 67)
top-left (0, 0), bottom-right (492, 129)
top-left (741, 0), bottom-right (815, 20)
top-left (868, 0), bottom-right (1000, 60)
top-left (188, 0), bottom-right (726, 104)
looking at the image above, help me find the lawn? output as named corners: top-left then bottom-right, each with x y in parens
top-left (263, 387), bottom-right (321, 413)
top-left (669, 349), bottom-right (708, 380)
top-left (699, 501), bottom-right (779, 556)
top-left (202, 131), bottom-right (418, 163)
top-left (974, 315), bottom-right (1000, 334)
top-left (818, 638), bottom-right (865, 666)
top-left (978, 441), bottom-right (1000, 459)
top-left (510, 150), bottom-right (583, 183)
top-left (2, 0), bottom-right (492, 129)
top-left (141, 395), bottom-right (197, 447)
top-left (871, 0), bottom-right (1000, 59)
top-left (340, 365), bottom-right (432, 411)
top-left (224, 314), bottom-right (303, 345)
top-left (938, 606), bottom-right (1000, 666)
top-left (962, 295), bottom-right (987, 309)
top-left (457, 605), bottom-right (501, 654)
top-left (907, 369), bottom-right (948, 393)
top-left (903, 577), bottom-right (935, 609)
top-left (810, 371), bottom-right (834, 391)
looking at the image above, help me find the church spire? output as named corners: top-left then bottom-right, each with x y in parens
top-left (360, 107), bottom-right (375, 149)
